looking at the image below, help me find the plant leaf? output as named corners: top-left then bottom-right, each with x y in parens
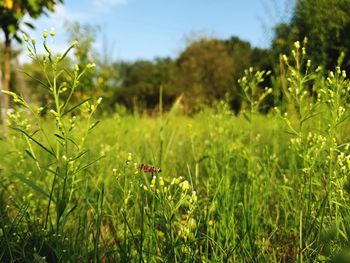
top-left (89, 120), bottom-right (100, 131)
top-left (73, 156), bottom-right (104, 175)
top-left (19, 70), bottom-right (51, 91)
top-left (12, 127), bottom-right (56, 158)
top-left (16, 174), bottom-right (49, 199)
top-left (62, 98), bottom-right (92, 116)
top-left (24, 149), bottom-right (37, 162)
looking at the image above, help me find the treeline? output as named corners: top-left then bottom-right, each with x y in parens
top-left (4, 0), bottom-right (350, 114)
top-left (19, 33), bottom-right (273, 114)
top-left (111, 37), bottom-right (273, 113)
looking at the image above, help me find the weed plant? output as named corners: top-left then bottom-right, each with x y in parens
top-left (0, 33), bottom-right (350, 262)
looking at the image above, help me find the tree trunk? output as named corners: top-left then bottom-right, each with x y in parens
top-left (1, 35), bottom-right (11, 123)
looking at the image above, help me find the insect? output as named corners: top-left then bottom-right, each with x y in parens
top-left (140, 163), bottom-right (162, 174)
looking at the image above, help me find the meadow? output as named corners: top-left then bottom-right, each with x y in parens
top-left (0, 38), bottom-right (350, 262)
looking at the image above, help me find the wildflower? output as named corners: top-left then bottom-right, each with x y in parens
top-left (282, 54), bottom-right (288, 63)
top-left (302, 47), bottom-right (306, 56)
top-left (171, 178), bottom-right (176, 185)
top-left (126, 153), bottom-right (132, 165)
top-left (191, 191), bottom-right (197, 203)
top-left (336, 66), bottom-right (341, 74)
top-left (50, 28), bottom-right (55, 37)
top-left (43, 29), bottom-right (48, 38)
top-left (342, 70), bottom-right (346, 78)
top-left (151, 175), bottom-right (156, 186)
top-left (127, 153), bottom-right (132, 161)
top-left (294, 41), bottom-right (300, 49)
top-left (291, 50), bottom-right (296, 58)
top-left (87, 63), bottom-right (96, 70)
top-left (181, 180), bottom-right (190, 191)
top-left (188, 218), bottom-right (197, 230)
top-left (307, 60), bottom-right (311, 68)
top-left (159, 177), bottom-right (165, 187)
top-left (22, 33), bottom-right (28, 42)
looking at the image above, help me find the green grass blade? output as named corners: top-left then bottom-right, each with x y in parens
top-left (16, 174), bottom-right (50, 199)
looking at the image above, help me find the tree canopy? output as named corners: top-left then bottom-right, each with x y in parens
top-left (273, 0), bottom-right (350, 71)
top-left (5, 0), bottom-right (350, 115)
top-left (0, 0), bottom-right (62, 43)
top-left (0, 0), bottom-right (63, 121)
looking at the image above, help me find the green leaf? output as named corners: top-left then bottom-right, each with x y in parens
top-left (54, 133), bottom-right (65, 140)
top-left (89, 120), bottom-right (100, 131)
top-left (13, 34), bottom-right (22, 44)
top-left (61, 203), bottom-right (78, 228)
top-left (19, 70), bottom-right (51, 91)
top-left (243, 111), bottom-right (251, 122)
top-left (62, 98), bottom-right (92, 116)
top-left (23, 22), bottom-right (35, 29)
top-left (57, 198), bottom-right (67, 220)
top-left (24, 149), bottom-right (37, 162)
top-left (67, 137), bottom-right (79, 149)
top-left (56, 69), bottom-right (65, 79)
top-left (57, 41), bottom-right (77, 63)
top-left (8, 24), bottom-right (17, 35)
top-left (33, 253), bottom-right (47, 263)
top-left (70, 150), bottom-right (88, 162)
top-left (73, 156), bottom-right (104, 175)
top-left (16, 174), bottom-right (49, 199)
top-left (12, 127), bottom-right (56, 158)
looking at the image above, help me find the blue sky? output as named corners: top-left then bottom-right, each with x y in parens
top-left (21, 0), bottom-right (294, 62)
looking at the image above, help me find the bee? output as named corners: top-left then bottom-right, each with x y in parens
top-left (140, 163), bottom-right (162, 174)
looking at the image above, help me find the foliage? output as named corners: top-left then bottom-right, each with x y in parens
top-left (0, 0), bottom-right (62, 42)
top-left (0, 0), bottom-right (63, 122)
top-left (1, 31), bottom-right (102, 261)
top-left (1, 36), bottom-right (350, 261)
top-left (111, 37), bottom-right (272, 113)
top-left (113, 58), bottom-right (178, 112)
top-left (293, 0), bottom-right (350, 71)
top-left (272, 0), bottom-right (350, 72)
top-left (176, 38), bottom-right (235, 108)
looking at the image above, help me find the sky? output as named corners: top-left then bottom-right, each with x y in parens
top-left (20, 0), bottom-right (294, 63)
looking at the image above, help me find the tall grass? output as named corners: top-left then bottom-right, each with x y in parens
top-left (0, 34), bottom-right (350, 262)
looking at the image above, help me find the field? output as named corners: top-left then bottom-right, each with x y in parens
top-left (1, 42), bottom-right (350, 262)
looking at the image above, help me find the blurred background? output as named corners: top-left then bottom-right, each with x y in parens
top-left (1, 0), bottom-right (350, 117)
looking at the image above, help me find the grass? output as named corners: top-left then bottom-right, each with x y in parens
top-left (0, 37), bottom-right (350, 262)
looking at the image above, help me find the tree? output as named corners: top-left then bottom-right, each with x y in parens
top-left (293, 0), bottom-right (350, 70)
top-left (224, 37), bottom-right (254, 77)
top-left (111, 36), bottom-right (272, 113)
top-left (177, 38), bottom-right (235, 109)
top-left (0, 0), bottom-right (63, 121)
top-left (272, 0), bottom-right (350, 71)
top-left (113, 58), bottom-right (178, 112)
